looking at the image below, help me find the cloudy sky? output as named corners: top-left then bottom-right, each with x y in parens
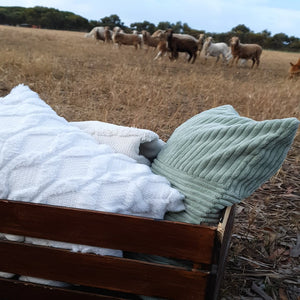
top-left (2, 0), bottom-right (300, 37)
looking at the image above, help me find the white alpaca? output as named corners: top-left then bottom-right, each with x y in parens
top-left (203, 37), bottom-right (232, 64)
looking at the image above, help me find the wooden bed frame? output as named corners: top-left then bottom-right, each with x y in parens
top-left (0, 199), bottom-right (235, 299)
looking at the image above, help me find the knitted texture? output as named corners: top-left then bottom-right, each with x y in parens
top-left (151, 105), bottom-right (299, 225)
top-left (71, 121), bottom-right (165, 166)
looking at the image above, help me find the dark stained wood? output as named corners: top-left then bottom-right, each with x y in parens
top-left (0, 199), bottom-right (236, 299)
top-left (0, 240), bottom-right (208, 299)
top-left (0, 277), bottom-right (123, 300)
top-left (0, 199), bottom-right (216, 263)
top-left (205, 205), bottom-right (236, 300)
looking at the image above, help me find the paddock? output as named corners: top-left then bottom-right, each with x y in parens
top-left (0, 25), bottom-right (299, 299)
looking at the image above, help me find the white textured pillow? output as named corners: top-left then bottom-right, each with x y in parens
top-left (71, 121), bottom-right (165, 165)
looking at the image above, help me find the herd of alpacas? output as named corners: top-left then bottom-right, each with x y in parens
top-left (85, 26), bottom-right (299, 77)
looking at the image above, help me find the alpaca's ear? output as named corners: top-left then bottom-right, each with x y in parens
top-left (290, 62), bottom-right (294, 66)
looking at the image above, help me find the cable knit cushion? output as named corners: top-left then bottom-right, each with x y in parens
top-left (151, 105), bottom-right (299, 225)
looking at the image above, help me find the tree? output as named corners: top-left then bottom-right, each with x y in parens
top-left (64, 13), bottom-right (89, 31)
top-left (214, 32), bottom-right (231, 44)
top-left (287, 37), bottom-right (300, 51)
top-left (0, 7), bottom-right (26, 25)
top-left (180, 23), bottom-right (204, 38)
top-left (172, 21), bottom-right (183, 33)
top-left (0, 12), bottom-right (6, 24)
top-left (42, 9), bottom-right (65, 29)
top-left (157, 21), bottom-right (172, 30)
top-left (25, 6), bottom-right (47, 26)
top-left (270, 33), bottom-right (290, 49)
top-left (155, 21), bottom-right (183, 33)
top-left (182, 22), bottom-right (191, 34)
top-left (232, 24), bottom-right (251, 34)
top-left (100, 14), bottom-right (124, 29)
top-left (130, 21), bottom-right (156, 34)
top-left (261, 29), bottom-right (271, 38)
top-left (88, 20), bottom-right (102, 30)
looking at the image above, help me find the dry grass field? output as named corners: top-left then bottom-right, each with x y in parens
top-left (0, 25), bottom-right (299, 299)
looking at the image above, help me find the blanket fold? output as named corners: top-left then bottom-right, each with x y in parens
top-left (72, 121), bottom-right (165, 165)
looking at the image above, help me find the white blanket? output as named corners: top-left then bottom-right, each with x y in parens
top-left (71, 121), bottom-right (165, 165)
top-left (0, 84), bottom-right (185, 283)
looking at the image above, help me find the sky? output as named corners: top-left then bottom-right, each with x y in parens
top-left (2, 0), bottom-right (300, 37)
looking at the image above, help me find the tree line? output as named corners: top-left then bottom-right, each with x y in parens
top-left (1, 6), bottom-right (299, 52)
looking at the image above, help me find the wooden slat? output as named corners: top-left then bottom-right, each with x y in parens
top-left (0, 199), bottom-right (216, 263)
top-left (205, 205), bottom-right (236, 300)
top-left (0, 240), bottom-right (208, 299)
top-left (213, 205), bottom-right (236, 299)
top-left (0, 277), bottom-right (124, 300)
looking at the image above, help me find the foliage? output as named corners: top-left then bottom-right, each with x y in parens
top-left (98, 14), bottom-right (124, 30)
top-left (1, 25), bottom-right (299, 299)
top-left (0, 6), bottom-right (89, 31)
top-left (0, 6), bottom-right (26, 25)
top-left (232, 24), bottom-right (251, 34)
top-left (0, 6), bottom-right (299, 51)
top-left (130, 21), bottom-right (156, 34)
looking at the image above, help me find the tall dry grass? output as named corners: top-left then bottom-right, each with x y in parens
top-left (1, 25), bottom-right (300, 299)
top-left (0, 25), bottom-right (299, 140)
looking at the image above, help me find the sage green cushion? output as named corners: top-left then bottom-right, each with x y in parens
top-left (152, 105), bottom-right (299, 225)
